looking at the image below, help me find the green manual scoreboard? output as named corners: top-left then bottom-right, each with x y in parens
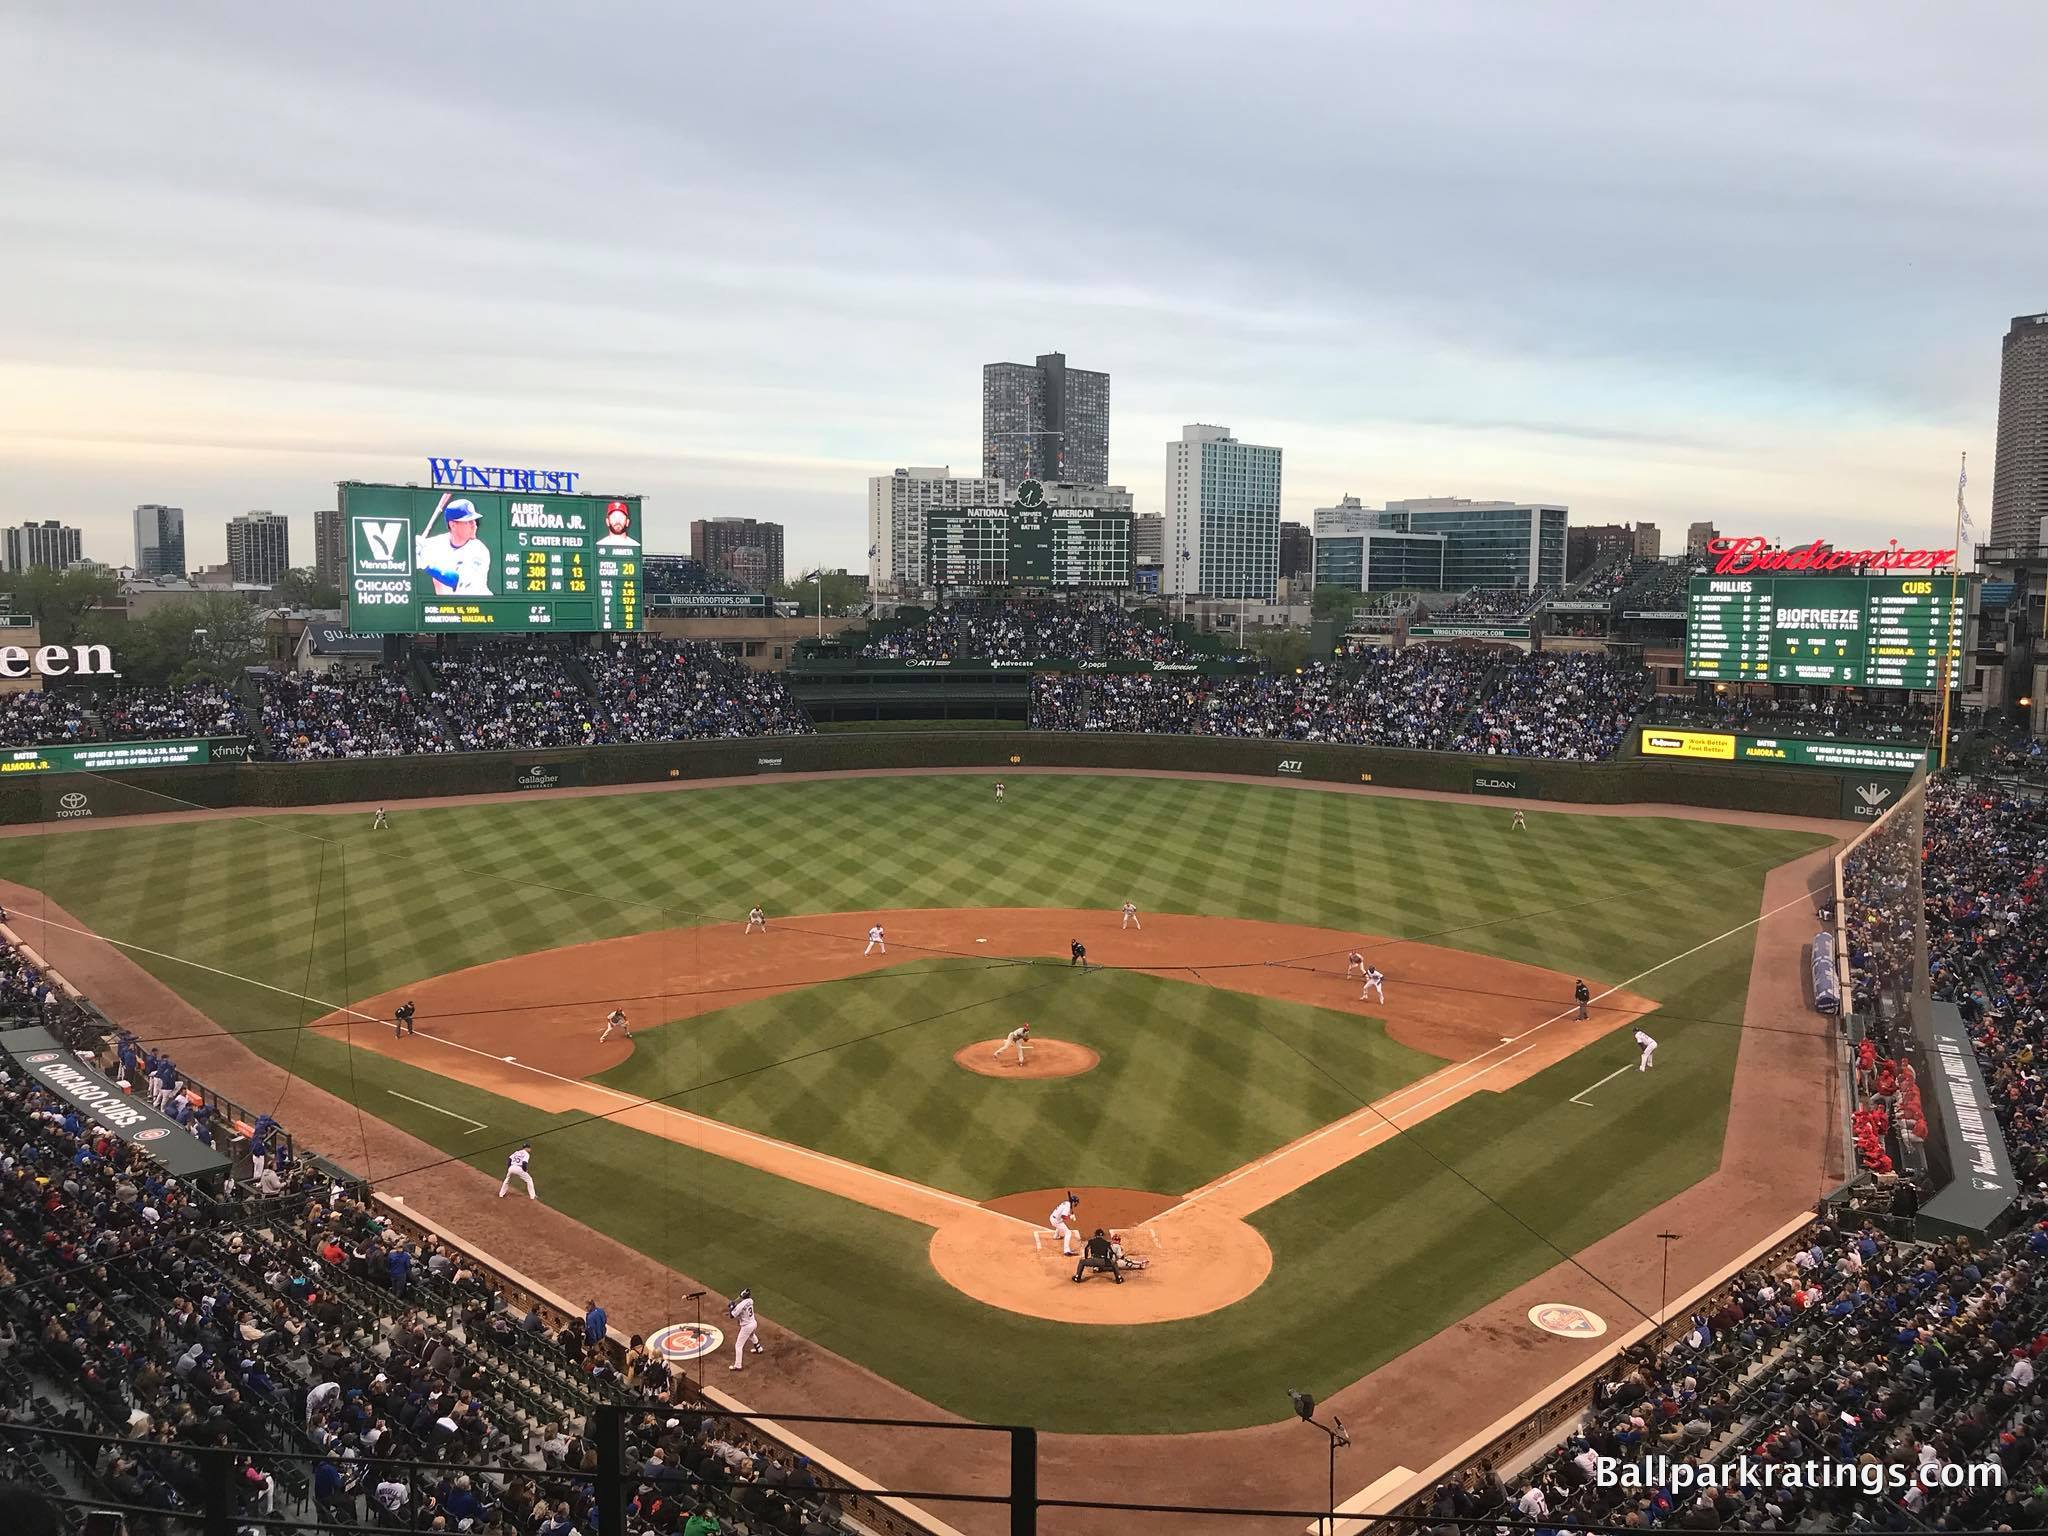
top-left (1685, 575), bottom-right (1962, 688)
top-left (342, 481), bottom-right (643, 633)
top-left (925, 486), bottom-right (1132, 588)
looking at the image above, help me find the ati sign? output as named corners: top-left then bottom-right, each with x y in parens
top-left (1472, 771), bottom-right (1522, 796)
top-left (1275, 758), bottom-right (1306, 776)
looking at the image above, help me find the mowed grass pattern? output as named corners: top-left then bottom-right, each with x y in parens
top-left (0, 776), bottom-right (1831, 1430)
top-left (595, 960), bottom-right (1444, 1198)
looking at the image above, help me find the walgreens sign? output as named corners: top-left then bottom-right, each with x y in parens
top-left (1706, 537), bottom-right (1956, 576)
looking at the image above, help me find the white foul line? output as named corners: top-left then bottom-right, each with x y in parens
top-left (18, 911), bottom-right (1027, 1229)
top-left (387, 1089), bottom-right (487, 1134)
top-left (1568, 1065), bottom-right (1634, 1107)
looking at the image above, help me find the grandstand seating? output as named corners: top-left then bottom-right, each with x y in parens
top-left (859, 598), bottom-right (1198, 663)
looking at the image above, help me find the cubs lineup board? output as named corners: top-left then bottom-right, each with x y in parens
top-left (341, 482), bottom-right (643, 633)
top-left (1684, 575), bottom-right (1962, 688)
top-left (925, 505), bottom-right (1133, 588)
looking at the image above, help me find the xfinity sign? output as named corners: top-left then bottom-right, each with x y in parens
top-left (428, 456), bottom-right (582, 494)
top-left (0, 643), bottom-right (116, 680)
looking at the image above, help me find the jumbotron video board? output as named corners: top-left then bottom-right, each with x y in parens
top-left (342, 481), bottom-right (643, 633)
top-left (926, 489), bottom-right (1132, 588)
top-left (1684, 575), bottom-right (1962, 688)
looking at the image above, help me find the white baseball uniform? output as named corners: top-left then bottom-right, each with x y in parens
top-left (746, 907), bottom-right (766, 933)
top-left (1635, 1030), bottom-right (1657, 1071)
top-left (499, 1147), bottom-right (535, 1199)
top-left (1049, 1197), bottom-right (1078, 1255)
top-left (864, 925), bottom-right (886, 955)
top-left (1346, 951), bottom-right (1366, 977)
top-left (372, 808), bottom-right (388, 830)
top-left (599, 1010), bottom-right (631, 1042)
top-left (1511, 810), bottom-right (1527, 831)
top-left (995, 1025), bottom-right (1030, 1062)
top-left (1361, 967), bottom-right (1385, 1003)
top-left (416, 529), bottom-right (493, 595)
top-left (1121, 902), bottom-right (1141, 930)
top-left (728, 1294), bottom-right (759, 1369)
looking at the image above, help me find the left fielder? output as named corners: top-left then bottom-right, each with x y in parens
top-left (993, 1022), bottom-right (1031, 1064)
top-left (1360, 966), bottom-right (1385, 1003)
top-left (727, 1288), bottom-right (762, 1371)
top-left (599, 1009), bottom-right (633, 1042)
top-left (1635, 1029), bottom-right (1658, 1071)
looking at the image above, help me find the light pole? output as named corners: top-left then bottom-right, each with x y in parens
top-left (1656, 1230), bottom-right (1682, 1336)
top-left (1289, 1389), bottom-right (1350, 1536)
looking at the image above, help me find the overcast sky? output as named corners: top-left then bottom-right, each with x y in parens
top-left (2, 2), bottom-right (2041, 575)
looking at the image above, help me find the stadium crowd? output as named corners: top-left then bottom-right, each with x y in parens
top-left (1454, 653), bottom-right (1648, 761)
top-left (641, 556), bottom-right (750, 600)
top-left (1613, 559), bottom-right (1697, 612)
top-left (860, 598), bottom-right (1197, 663)
top-left (427, 641), bottom-right (606, 752)
top-left (1426, 586), bottom-right (1557, 623)
top-left (259, 667), bottom-right (452, 760)
top-left (587, 639), bottom-right (813, 742)
top-left (0, 686), bottom-right (247, 749)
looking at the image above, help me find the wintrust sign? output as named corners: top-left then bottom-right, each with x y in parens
top-left (1705, 537), bottom-right (1956, 576)
top-left (426, 457), bottom-right (583, 494)
top-left (0, 643), bottom-right (116, 679)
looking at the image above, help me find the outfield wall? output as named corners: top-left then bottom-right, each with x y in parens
top-left (0, 729), bottom-right (1877, 824)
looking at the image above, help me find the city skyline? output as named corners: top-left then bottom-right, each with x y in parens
top-left (3, 5), bottom-right (2040, 577)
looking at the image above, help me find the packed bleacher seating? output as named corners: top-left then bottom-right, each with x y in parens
top-left (0, 945), bottom-right (860, 1536)
top-left (1647, 692), bottom-right (1938, 743)
top-left (1427, 586), bottom-right (1557, 623)
top-left (1571, 555), bottom-right (1646, 603)
top-left (0, 685), bottom-right (246, 749)
top-left (1613, 559), bottom-right (1697, 612)
top-left (861, 598), bottom-right (1199, 663)
top-left (1453, 654), bottom-right (1649, 761)
top-left (258, 666), bottom-right (452, 760)
top-left (1414, 1210), bottom-right (2048, 1533)
top-left (641, 556), bottom-right (750, 599)
top-left (1030, 650), bottom-right (1493, 748)
top-left (426, 641), bottom-right (605, 752)
top-left (587, 639), bottom-right (813, 742)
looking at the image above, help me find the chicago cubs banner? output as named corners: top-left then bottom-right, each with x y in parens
top-left (0, 1025), bottom-right (231, 1180)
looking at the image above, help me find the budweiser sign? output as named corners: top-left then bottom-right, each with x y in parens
top-left (1705, 537), bottom-right (1956, 575)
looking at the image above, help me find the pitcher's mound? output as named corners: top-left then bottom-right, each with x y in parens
top-left (955, 1039), bottom-right (1099, 1079)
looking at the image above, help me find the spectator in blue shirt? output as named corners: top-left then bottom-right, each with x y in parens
top-left (584, 1299), bottom-right (607, 1344)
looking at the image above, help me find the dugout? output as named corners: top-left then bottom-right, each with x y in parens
top-left (0, 1023), bottom-right (231, 1182)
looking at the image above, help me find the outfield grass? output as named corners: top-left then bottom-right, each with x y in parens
top-left (595, 960), bottom-right (1443, 1197)
top-left (0, 775), bottom-right (1831, 1429)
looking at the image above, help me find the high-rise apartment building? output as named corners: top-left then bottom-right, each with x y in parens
top-left (1632, 521), bottom-right (1661, 560)
top-left (1279, 521), bottom-right (1314, 580)
top-left (313, 507), bottom-right (345, 590)
top-left (2, 520), bottom-right (84, 573)
top-left (867, 467), bottom-right (1005, 594)
top-left (1164, 425), bottom-right (1282, 600)
top-left (226, 512), bottom-right (291, 586)
top-left (982, 352), bottom-right (1110, 488)
top-left (1687, 521), bottom-right (1719, 558)
top-left (689, 518), bottom-right (785, 588)
top-left (132, 504), bottom-right (187, 578)
top-left (1991, 313), bottom-right (2048, 546)
top-left (1131, 513), bottom-right (1165, 564)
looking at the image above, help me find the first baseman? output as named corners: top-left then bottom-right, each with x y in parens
top-left (1360, 966), bottom-right (1385, 1003)
top-left (1635, 1029), bottom-right (1658, 1071)
top-left (1120, 901), bottom-right (1141, 930)
top-left (746, 905), bottom-right (767, 933)
top-left (994, 1022), bottom-right (1031, 1063)
top-left (727, 1287), bottom-right (762, 1370)
top-left (1049, 1192), bottom-right (1080, 1256)
top-left (865, 924), bottom-right (887, 955)
top-left (599, 1009), bottom-right (633, 1042)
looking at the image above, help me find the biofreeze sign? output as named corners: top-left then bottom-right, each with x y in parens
top-left (0, 643), bottom-right (116, 679)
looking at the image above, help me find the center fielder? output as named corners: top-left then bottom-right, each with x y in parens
top-left (994, 1022), bottom-right (1031, 1064)
top-left (745, 905), bottom-right (767, 933)
top-left (1049, 1192), bottom-right (1081, 1256)
top-left (599, 1009), bottom-right (633, 1042)
top-left (727, 1288), bottom-right (762, 1371)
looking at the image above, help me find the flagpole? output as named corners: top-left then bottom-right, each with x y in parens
top-left (1936, 451), bottom-right (1967, 772)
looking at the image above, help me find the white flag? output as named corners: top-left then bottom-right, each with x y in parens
top-left (1958, 454), bottom-right (1974, 541)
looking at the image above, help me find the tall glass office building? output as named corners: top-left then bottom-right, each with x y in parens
top-left (1312, 530), bottom-right (1447, 592)
top-left (1386, 499), bottom-right (1567, 589)
top-left (1165, 424), bottom-right (1282, 599)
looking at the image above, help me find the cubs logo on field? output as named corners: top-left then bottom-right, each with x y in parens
top-left (1527, 1303), bottom-right (1607, 1338)
top-left (648, 1321), bottom-right (725, 1361)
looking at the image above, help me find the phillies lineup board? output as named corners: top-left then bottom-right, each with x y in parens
top-left (341, 482), bottom-right (643, 632)
top-left (1684, 575), bottom-right (1962, 688)
top-left (925, 507), bottom-right (1133, 588)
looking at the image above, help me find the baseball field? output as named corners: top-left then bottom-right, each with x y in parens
top-left (0, 772), bottom-right (1833, 1438)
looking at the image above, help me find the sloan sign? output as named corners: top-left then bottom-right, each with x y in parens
top-left (0, 643), bottom-right (116, 680)
top-left (1705, 537), bottom-right (1956, 576)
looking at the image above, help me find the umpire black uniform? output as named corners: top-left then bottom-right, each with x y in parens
top-left (1073, 1229), bottom-right (1121, 1284)
top-left (1070, 940), bottom-right (1087, 970)
top-left (1573, 980), bottom-right (1590, 1020)
top-left (394, 1001), bottom-right (416, 1037)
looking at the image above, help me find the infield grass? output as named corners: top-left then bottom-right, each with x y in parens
top-left (0, 774), bottom-right (1831, 1429)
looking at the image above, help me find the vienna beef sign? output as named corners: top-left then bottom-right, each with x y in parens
top-left (1705, 536), bottom-right (1956, 576)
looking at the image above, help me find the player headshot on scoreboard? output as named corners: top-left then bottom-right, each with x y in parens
top-left (595, 500), bottom-right (640, 550)
top-left (417, 496), bottom-right (493, 595)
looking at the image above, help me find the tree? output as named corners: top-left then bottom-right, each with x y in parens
top-left (276, 567), bottom-right (342, 610)
top-left (91, 595), bottom-right (266, 688)
top-left (0, 565), bottom-right (119, 646)
top-left (1310, 584), bottom-right (1365, 623)
top-left (774, 570), bottom-right (867, 618)
top-left (1244, 629), bottom-right (1313, 673)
